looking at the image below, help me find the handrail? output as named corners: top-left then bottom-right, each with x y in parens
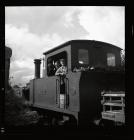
top-left (101, 91), bottom-right (125, 95)
top-left (102, 94), bottom-right (125, 97)
top-left (56, 79), bottom-right (60, 106)
top-left (103, 102), bottom-right (125, 107)
top-left (66, 78), bottom-right (69, 108)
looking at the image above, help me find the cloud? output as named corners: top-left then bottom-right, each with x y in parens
top-left (5, 24), bottom-right (65, 85)
top-left (5, 6), bottom-right (125, 86)
top-left (5, 6), bottom-right (89, 86)
top-left (78, 6), bottom-right (125, 49)
top-left (5, 7), bottom-right (88, 37)
top-left (5, 7), bottom-right (89, 39)
top-left (5, 24), bottom-right (66, 59)
top-left (10, 62), bottom-right (34, 86)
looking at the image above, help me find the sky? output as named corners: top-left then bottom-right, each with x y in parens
top-left (5, 6), bottom-right (125, 86)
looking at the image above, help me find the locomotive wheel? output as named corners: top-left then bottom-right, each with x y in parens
top-left (50, 114), bottom-right (63, 126)
top-left (63, 116), bottom-right (77, 127)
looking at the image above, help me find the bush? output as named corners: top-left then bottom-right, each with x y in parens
top-left (5, 89), bottom-right (40, 126)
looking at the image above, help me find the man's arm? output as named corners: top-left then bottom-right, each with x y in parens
top-left (55, 67), bottom-right (62, 76)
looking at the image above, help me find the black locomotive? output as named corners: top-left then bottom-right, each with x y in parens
top-left (28, 40), bottom-right (125, 126)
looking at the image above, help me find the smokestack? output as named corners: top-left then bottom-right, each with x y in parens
top-left (34, 59), bottom-right (41, 79)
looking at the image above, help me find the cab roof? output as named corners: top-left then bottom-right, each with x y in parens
top-left (43, 40), bottom-right (122, 55)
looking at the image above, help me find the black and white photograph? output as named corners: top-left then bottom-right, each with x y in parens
top-left (2, 5), bottom-right (128, 136)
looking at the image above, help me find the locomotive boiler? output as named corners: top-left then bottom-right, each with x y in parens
top-left (29, 40), bottom-right (125, 126)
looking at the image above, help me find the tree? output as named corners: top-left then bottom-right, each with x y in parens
top-left (121, 49), bottom-right (125, 68)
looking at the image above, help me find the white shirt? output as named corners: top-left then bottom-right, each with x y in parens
top-left (55, 66), bottom-right (67, 75)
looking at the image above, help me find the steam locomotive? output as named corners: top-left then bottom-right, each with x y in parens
top-left (28, 40), bottom-right (125, 126)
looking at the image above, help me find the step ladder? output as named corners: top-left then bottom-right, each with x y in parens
top-left (101, 91), bottom-right (125, 124)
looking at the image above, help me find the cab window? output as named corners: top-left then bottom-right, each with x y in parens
top-left (47, 51), bottom-right (67, 76)
top-left (107, 53), bottom-right (115, 66)
top-left (78, 49), bottom-right (89, 65)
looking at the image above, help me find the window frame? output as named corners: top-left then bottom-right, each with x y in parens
top-left (47, 51), bottom-right (68, 77)
top-left (107, 53), bottom-right (116, 67)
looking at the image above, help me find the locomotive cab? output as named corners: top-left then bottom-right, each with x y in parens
top-left (29, 40), bottom-right (125, 126)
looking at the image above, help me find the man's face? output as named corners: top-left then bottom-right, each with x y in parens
top-left (60, 60), bottom-right (65, 66)
top-left (55, 62), bottom-right (59, 68)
